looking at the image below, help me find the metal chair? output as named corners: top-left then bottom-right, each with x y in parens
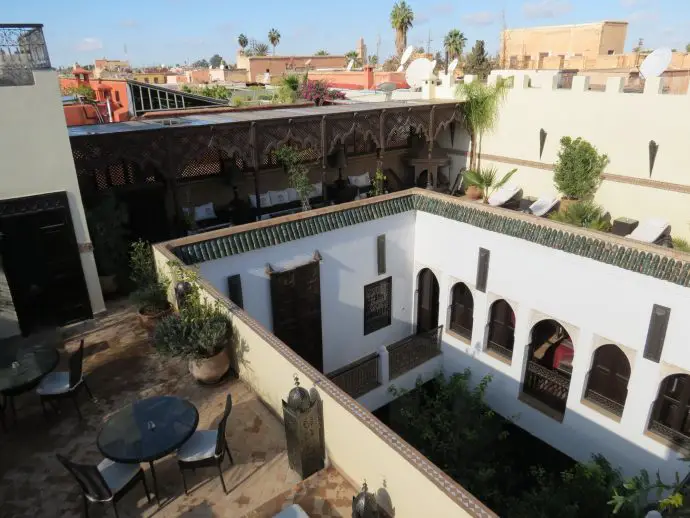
top-left (176, 394), bottom-right (234, 494)
top-left (36, 340), bottom-right (93, 419)
top-left (57, 454), bottom-right (150, 518)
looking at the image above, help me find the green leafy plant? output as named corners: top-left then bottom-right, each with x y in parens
top-left (464, 40), bottom-right (495, 80)
top-left (549, 200), bottom-right (611, 231)
top-left (238, 34), bottom-right (248, 51)
top-left (456, 80), bottom-right (509, 171)
top-left (610, 467), bottom-right (688, 515)
top-left (553, 136), bottom-right (609, 200)
top-left (129, 240), bottom-right (170, 314)
top-left (444, 29), bottom-right (467, 66)
top-left (673, 237), bottom-right (690, 252)
top-left (463, 167), bottom-right (517, 203)
top-left (61, 84), bottom-right (96, 100)
top-left (275, 145), bottom-right (312, 211)
top-left (85, 193), bottom-right (129, 277)
top-left (268, 28), bottom-right (281, 55)
top-left (390, 1), bottom-right (415, 56)
top-left (315, 49), bottom-right (329, 56)
top-left (371, 168), bottom-right (387, 197)
top-left (232, 96), bottom-right (245, 107)
top-left (274, 74), bottom-right (300, 104)
top-left (345, 50), bottom-right (361, 68)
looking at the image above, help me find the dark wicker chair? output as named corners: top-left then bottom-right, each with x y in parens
top-left (57, 454), bottom-right (150, 517)
top-left (176, 394), bottom-right (234, 494)
top-left (36, 340), bottom-right (93, 419)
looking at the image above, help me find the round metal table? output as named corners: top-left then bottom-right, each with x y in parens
top-left (0, 340), bottom-right (59, 427)
top-left (97, 396), bottom-right (199, 503)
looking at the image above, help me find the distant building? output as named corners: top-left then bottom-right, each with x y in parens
top-left (235, 52), bottom-right (346, 83)
top-left (94, 58), bottom-right (130, 78)
top-left (132, 71), bottom-right (166, 84)
top-left (501, 21), bottom-right (628, 68)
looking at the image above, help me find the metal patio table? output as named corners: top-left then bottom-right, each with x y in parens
top-left (97, 395), bottom-right (199, 504)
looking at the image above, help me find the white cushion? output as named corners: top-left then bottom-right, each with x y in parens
top-left (488, 183), bottom-right (520, 206)
top-left (37, 371), bottom-right (71, 395)
top-left (98, 458), bottom-right (140, 494)
top-left (193, 202), bottom-right (216, 222)
top-left (529, 197), bottom-right (559, 217)
top-left (177, 430), bottom-right (218, 462)
top-left (248, 192), bottom-right (272, 208)
top-left (286, 188), bottom-right (299, 202)
top-left (348, 172), bottom-right (371, 188)
top-left (628, 218), bottom-right (670, 243)
top-left (309, 182), bottom-right (323, 198)
top-left (269, 189), bottom-right (290, 206)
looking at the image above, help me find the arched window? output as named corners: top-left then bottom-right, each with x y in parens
top-left (449, 283), bottom-right (473, 340)
top-left (584, 344), bottom-right (631, 417)
top-left (416, 269), bottom-right (439, 334)
top-left (487, 300), bottom-right (515, 360)
top-left (649, 374), bottom-right (690, 447)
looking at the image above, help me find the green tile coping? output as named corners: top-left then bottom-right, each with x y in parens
top-left (172, 193), bottom-right (690, 287)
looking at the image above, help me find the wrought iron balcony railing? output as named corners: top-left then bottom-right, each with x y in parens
top-left (523, 360), bottom-right (570, 415)
top-left (649, 420), bottom-right (690, 450)
top-left (0, 24), bottom-right (51, 86)
top-left (584, 388), bottom-right (625, 417)
top-left (327, 352), bottom-right (380, 399)
top-left (387, 325), bottom-right (443, 380)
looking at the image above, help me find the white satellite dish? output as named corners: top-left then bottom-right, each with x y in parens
top-left (396, 65), bottom-right (404, 72)
top-left (448, 58), bottom-right (459, 74)
top-left (400, 45), bottom-right (415, 66)
top-left (405, 57), bottom-right (433, 89)
top-left (640, 48), bottom-right (672, 79)
top-left (429, 59), bottom-right (437, 73)
top-left (346, 59), bottom-right (354, 71)
top-left (305, 59), bottom-right (312, 66)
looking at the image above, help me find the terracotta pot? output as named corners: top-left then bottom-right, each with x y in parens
top-left (189, 349), bottom-right (230, 385)
top-left (137, 304), bottom-right (173, 332)
top-left (99, 275), bottom-right (118, 295)
top-left (466, 185), bottom-right (483, 200)
top-left (559, 197), bottom-right (578, 212)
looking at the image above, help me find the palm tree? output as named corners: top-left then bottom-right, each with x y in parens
top-left (345, 50), bottom-right (361, 67)
top-left (238, 34), bottom-right (248, 51)
top-left (268, 28), bottom-right (281, 55)
top-left (444, 29), bottom-right (467, 69)
top-left (390, 1), bottom-right (414, 56)
top-left (464, 167), bottom-right (517, 203)
top-left (456, 80), bottom-right (509, 170)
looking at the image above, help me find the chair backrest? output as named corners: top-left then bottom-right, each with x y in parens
top-left (56, 454), bottom-right (112, 502)
top-left (68, 340), bottom-right (85, 388)
top-left (215, 394), bottom-right (233, 456)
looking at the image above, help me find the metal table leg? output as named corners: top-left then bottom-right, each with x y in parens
top-left (149, 461), bottom-right (161, 505)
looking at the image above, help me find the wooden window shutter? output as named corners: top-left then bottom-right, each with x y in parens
top-left (643, 304), bottom-right (671, 363)
top-left (377, 234), bottom-right (386, 275)
top-left (227, 274), bottom-right (243, 309)
top-left (476, 248), bottom-right (490, 293)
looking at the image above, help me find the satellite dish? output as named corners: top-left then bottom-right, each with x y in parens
top-left (396, 65), bottom-right (404, 72)
top-left (400, 45), bottom-right (415, 66)
top-left (448, 58), bottom-right (459, 74)
top-left (405, 57), bottom-right (433, 89)
top-left (640, 48), bottom-right (672, 79)
top-left (305, 59), bottom-right (312, 66)
top-left (346, 59), bottom-right (354, 71)
top-left (429, 60), bottom-right (437, 73)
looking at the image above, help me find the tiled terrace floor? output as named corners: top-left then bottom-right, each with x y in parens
top-left (0, 302), bottom-right (355, 518)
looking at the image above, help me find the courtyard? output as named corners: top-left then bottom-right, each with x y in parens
top-left (0, 301), bottom-right (355, 518)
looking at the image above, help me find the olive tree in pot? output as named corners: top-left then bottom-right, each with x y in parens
top-left (553, 136), bottom-right (609, 211)
top-left (152, 268), bottom-right (231, 384)
top-left (129, 240), bottom-right (172, 331)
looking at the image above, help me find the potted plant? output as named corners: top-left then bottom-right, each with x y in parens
top-left (86, 193), bottom-right (129, 294)
top-left (152, 269), bottom-right (231, 384)
top-left (553, 136), bottom-right (609, 211)
top-left (548, 200), bottom-right (611, 231)
top-left (464, 167), bottom-right (517, 203)
top-left (275, 145), bottom-right (313, 211)
top-left (129, 240), bottom-right (172, 331)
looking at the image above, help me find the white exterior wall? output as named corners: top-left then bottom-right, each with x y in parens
top-left (453, 75), bottom-right (690, 239)
top-left (198, 212), bottom-right (416, 373)
top-left (415, 211), bottom-right (690, 480)
top-left (0, 70), bottom-right (105, 337)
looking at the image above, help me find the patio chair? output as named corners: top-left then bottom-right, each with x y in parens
top-left (36, 339), bottom-right (93, 419)
top-left (626, 218), bottom-right (672, 247)
top-left (526, 196), bottom-right (559, 217)
top-left (488, 184), bottom-right (522, 209)
top-left (57, 454), bottom-right (150, 518)
top-left (176, 394), bottom-right (234, 494)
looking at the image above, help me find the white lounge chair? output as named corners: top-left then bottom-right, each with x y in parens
top-left (488, 183), bottom-right (521, 207)
top-left (528, 196), bottom-right (559, 217)
top-left (627, 218), bottom-right (671, 245)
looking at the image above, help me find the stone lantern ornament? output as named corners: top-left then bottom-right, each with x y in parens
top-left (282, 375), bottom-right (324, 479)
top-left (352, 481), bottom-right (379, 518)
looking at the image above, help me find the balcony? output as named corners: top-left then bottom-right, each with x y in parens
top-left (0, 24), bottom-right (51, 86)
top-left (388, 325), bottom-right (443, 380)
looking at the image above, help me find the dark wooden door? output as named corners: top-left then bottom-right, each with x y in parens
top-left (270, 261), bottom-right (323, 372)
top-left (416, 268), bottom-right (439, 334)
top-left (118, 185), bottom-right (170, 243)
top-left (0, 193), bottom-right (92, 335)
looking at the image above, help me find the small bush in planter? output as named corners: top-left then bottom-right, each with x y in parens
top-left (549, 200), bottom-right (611, 231)
top-left (464, 167), bottom-right (517, 203)
top-left (129, 240), bottom-right (170, 316)
top-left (553, 137), bottom-right (609, 201)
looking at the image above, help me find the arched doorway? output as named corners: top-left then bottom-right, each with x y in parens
top-left (486, 300), bottom-right (515, 361)
top-left (522, 319), bottom-right (574, 419)
top-left (416, 268), bottom-right (439, 334)
top-left (584, 344), bottom-right (631, 418)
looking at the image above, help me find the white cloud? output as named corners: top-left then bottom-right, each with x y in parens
top-left (462, 11), bottom-right (499, 26)
top-left (75, 38), bottom-right (103, 52)
top-left (522, 0), bottom-right (572, 19)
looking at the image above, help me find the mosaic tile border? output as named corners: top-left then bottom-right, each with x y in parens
top-left (172, 191), bottom-right (690, 288)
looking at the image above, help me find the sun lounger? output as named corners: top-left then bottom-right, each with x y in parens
top-left (488, 183), bottom-right (521, 208)
top-left (528, 196), bottom-right (559, 217)
top-left (627, 218), bottom-right (672, 246)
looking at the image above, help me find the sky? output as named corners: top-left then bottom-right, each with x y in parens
top-left (5, 0), bottom-right (690, 67)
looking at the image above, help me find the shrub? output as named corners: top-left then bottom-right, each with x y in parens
top-left (129, 240), bottom-right (170, 314)
top-left (298, 79), bottom-right (345, 106)
top-left (62, 84), bottom-right (96, 100)
top-left (549, 200), bottom-right (611, 231)
top-left (463, 167), bottom-right (517, 203)
top-left (672, 237), bottom-right (690, 252)
top-left (553, 137), bottom-right (609, 200)
top-left (275, 145), bottom-right (312, 210)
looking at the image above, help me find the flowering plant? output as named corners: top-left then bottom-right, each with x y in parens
top-left (299, 80), bottom-right (346, 106)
